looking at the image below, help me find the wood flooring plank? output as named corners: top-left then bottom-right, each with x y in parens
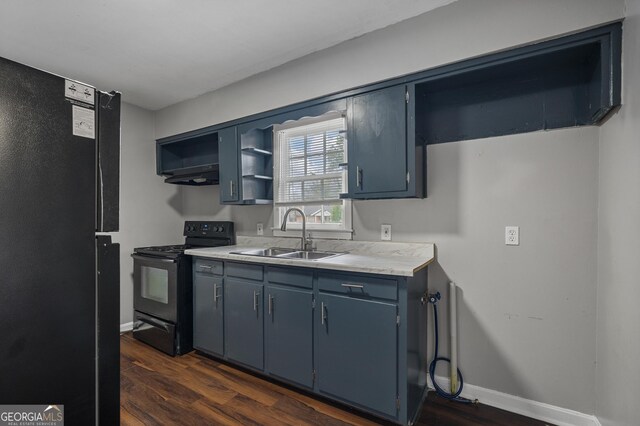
top-left (129, 355), bottom-right (237, 406)
top-left (271, 396), bottom-right (362, 426)
top-left (216, 362), bottom-right (381, 426)
top-left (125, 363), bottom-right (201, 405)
top-left (189, 361), bottom-right (280, 407)
top-left (190, 398), bottom-right (245, 426)
top-left (120, 407), bottom-right (146, 426)
top-left (120, 333), bottom-right (553, 426)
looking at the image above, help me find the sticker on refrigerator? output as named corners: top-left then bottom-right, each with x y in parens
top-left (65, 79), bottom-right (94, 105)
top-left (72, 105), bottom-right (95, 139)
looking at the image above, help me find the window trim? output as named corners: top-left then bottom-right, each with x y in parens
top-left (272, 112), bottom-right (352, 240)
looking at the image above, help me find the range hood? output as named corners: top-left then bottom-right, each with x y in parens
top-left (163, 164), bottom-right (219, 186)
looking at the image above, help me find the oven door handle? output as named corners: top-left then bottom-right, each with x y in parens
top-left (131, 254), bottom-right (178, 263)
top-left (134, 316), bottom-right (170, 332)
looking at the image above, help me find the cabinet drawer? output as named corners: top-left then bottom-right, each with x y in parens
top-left (226, 262), bottom-right (264, 281)
top-left (267, 267), bottom-right (313, 289)
top-left (318, 273), bottom-right (397, 301)
top-left (194, 258), bottom-right (223, 275)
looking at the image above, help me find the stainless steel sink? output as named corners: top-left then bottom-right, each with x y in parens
top-left (230, 247), bottom-right (297, 257)
top-left (277, 250), bottom-right (344, 260)
top-left (230, 247), bottom-right (344, 261)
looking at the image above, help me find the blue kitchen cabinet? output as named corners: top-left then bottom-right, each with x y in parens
top-left (160, 24), bottom-right (619, 200)
top-left (265, 285), bottom-right (314, 388)
top-left (192, 257), bottom-right (429, 425)
top-left (218, 126), bottom-right (240, 203)
top-left (347, 85), bottom-right (408, 196)
top-left (228, 99), bottom-right (348, 205)
top-left (192, 272), bottom-right (224, 356)
top-left (316, 292), bottom-right (399, 418)
top-left (344, 85), bottom-right (425, 199)
top-left (237, 124), bottom-right (273, 205)
top-left (224, 277), bottom-right (264, 370)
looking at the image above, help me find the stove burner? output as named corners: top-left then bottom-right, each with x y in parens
top-left (133, 221), bottom-right (235, 260)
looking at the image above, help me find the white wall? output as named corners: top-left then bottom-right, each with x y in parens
top-left (151, 0), bottom-right (626, 416)
top-left (356, 128), bottom-right (600, 413)
top-left (596, 0), bottom-right (640, 425)
top-left (113, 103), bottom-right (183, 325)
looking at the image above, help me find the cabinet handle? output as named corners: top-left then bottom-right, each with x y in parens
top-left (268, 294), bottom-right (273, 316)
top-left (356, 166), bottom-right (362, 189)
top-left (214, 284), bottom-right (222, 304)
top-left (200, 265), bottom-right (212, 271)
top-left (341, 283), bottom-right (364, 289)
top-left (229, 180), bottom-right (235, 196)
top-left (253, 290), bottom-right (260, 312)
top-left (321, 302), bottom-right (327, 325)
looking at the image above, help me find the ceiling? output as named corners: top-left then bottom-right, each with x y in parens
top-left (0, 1), bottom-right (455, 110)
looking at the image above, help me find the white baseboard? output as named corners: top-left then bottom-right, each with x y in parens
top-left (120, 322), bottom-right (133, 333)
top-left (428, 375), bottom-right (600, 426)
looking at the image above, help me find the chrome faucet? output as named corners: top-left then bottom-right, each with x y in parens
top-left (280, 207), bottom-right (312, 251)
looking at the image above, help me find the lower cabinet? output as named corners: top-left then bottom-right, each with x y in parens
top-left (265, 285), bottom-right (314, 388)
top-left (192, 258), bottom-right (428, 425)
top-left (224, 278), bottom-right (264, 370)
top-left (193, 273), bottom-right (223, 356)
top-left (317, 293), bottom-right (399, 417)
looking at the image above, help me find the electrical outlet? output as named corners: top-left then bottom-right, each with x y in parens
top-left (381, 224), bottom-right (392, 241)
top-left (257, 223), bottom-right (264, 236)
top-left (505, 226), bottom-right (519, 245)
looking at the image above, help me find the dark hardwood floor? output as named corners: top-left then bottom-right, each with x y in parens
top-left (120, 333), bottom-right (553, 425)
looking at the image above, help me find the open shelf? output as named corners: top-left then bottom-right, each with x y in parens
top-left (415, 38), bottom-right (615, 144)
top-left (239, 126), bottom-right (274, 203)
top-left (157, 131), bottom-right (219, 185)
top-left (242, 174), bottom-right (273, 180)
top-left (241, 147), bottom-right (273, 156)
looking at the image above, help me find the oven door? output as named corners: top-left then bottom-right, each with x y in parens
top-left (132, 254), bottom-right (179, 323)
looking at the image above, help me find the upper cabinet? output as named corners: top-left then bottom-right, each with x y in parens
top-left (218, 126), bottom-right (239, 203)
top-left (344, 85), bottom-right (424, 199)
top-left (219, 99), bottom-right (347, 205)
top-left (157, 22), bottom-right (621, 201)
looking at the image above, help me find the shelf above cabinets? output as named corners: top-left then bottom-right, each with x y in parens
top-left (414, 26), bottom-right (621, 144)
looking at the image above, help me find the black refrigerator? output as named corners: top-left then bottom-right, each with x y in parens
top-left (0, 56), bottom-right (121, 425)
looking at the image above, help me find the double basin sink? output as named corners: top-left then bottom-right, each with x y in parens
top-left (230, 247), bottom-right (344, 261)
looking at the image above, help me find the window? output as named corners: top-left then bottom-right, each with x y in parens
top-left (273, 112), bottom-right (352, 238)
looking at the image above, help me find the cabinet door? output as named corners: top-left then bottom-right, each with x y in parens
top-left (317, 293), bottom-right (398, 417)
top-left (218, 126), bottom-right (240, 203)
top-left (193, 273), bottom-right (223, 356)
top-left (348, 85), bottom-right (407, 195)
top-left (265, 286), bottom-right (313, 388)
top-left (224, 278), bottom-right (263, 369)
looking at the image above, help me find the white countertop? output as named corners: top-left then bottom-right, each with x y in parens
top-left (185, 236), bottom-right (435, 277)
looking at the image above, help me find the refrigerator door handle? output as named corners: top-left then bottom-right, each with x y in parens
top-left (96, 91), bottom-right (121, 232)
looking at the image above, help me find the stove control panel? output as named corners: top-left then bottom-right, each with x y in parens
top-left (184, 221), bottom-right (235, 239)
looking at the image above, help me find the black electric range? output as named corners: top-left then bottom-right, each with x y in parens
top-left (131, 221), bottom-right (234, 355)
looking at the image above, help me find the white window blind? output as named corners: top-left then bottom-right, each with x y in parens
top-left (274, 116), bottom-right (346, 206)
